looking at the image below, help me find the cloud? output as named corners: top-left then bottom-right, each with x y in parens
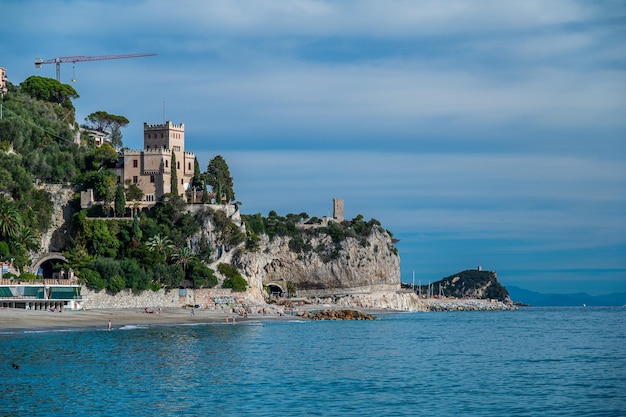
top-left (195, 150), bottom-right (625, 246)
top-left (3, 0), bottom-right (624, 293)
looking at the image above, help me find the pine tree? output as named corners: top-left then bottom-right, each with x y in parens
top-left (114, 184), bottom-right (126, 217)
top-left (170, 152), bottom-right (179, 196)
top-left (205, 155), bottom-right (235, 204)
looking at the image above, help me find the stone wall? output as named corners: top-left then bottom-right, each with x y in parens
top-left (81, 287), bottom-right (253, 310)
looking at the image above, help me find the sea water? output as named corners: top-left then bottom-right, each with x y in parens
top-left (1, 307), bottom-right (625, 417)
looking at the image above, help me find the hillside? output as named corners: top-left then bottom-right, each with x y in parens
top-left (0, 76), bottom-right (401, 301)
top-left (403, 269), bottom-right (511, 302)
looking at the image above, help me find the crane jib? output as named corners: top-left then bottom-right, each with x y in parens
top-left (33, 53), bottom-right (157, 81)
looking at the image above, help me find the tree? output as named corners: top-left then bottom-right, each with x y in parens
top-left (0, 198), bottom-right (22, 240)
top-left (205, 155), bottom-right (235, 203)
top-left (14, 225), bottom-right (40, 253)
top-left (124, 180), bottom-right (144, 215)
top-left (146, 234), bottom-right (174, 257)
top-left (20, 76), bottom-right (79, 111)
top-left (170, 152), bottom-right (179, 196)
top-left (171, 246), bottom-right (195, 271)
top-left (84, 111), bottom-right (129, 149)
top-left (93, 169), bottom-right (117, 215)
top-left (93, 142), bottom-right (119, 168)
top-left (191, 158), bottom-right (203, 190)
top-left (114, 184), bottom-right (126, 217)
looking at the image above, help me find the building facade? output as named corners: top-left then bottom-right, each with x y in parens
top-left (0, 67), bottom-right (7, 95)
top-left (114, 121), bottom-right (195, 206)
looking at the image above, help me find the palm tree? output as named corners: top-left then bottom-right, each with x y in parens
top-left (171, 246), bottom-right (195, 271)
top-left (14, 226), bottom-right (40, 253)
top-left (0, 199), bottom-right (22, 240)
top-left (145, 234), bottom-right (174, 255)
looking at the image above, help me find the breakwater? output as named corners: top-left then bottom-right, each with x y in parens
top-left (309, 291), bottom-right (517, 312)
top-left (420, 298), bottom-right (518, 311)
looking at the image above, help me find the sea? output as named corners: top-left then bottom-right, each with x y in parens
top-left (1, 306), bottom-right (625, 417)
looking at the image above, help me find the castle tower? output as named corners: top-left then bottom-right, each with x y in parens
top-left (333, 198), bottom-right (344, 222)
top-left (144, 121), bottom-right (185, 153)
top-left (143, 121), bottom-right (194, 198)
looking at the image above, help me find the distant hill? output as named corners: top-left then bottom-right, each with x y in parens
top-left (507, 286), bottom-right (626, 306)
top-left (402, 269), bottom-right (510, 302)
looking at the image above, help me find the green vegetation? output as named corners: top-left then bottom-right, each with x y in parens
top-left (170, 152), bottom-right (179, 196)
top-left (218, 263), bottom-right (247, 292)
top-left (0, 77), bottom-right (239, 291)
top-left (205, 155), bottom-right (235, 203)
top-left (0, 75), bottom-right (396, 295)
top-left (241, 211), bottom-right (388, 260)
top-left (411, 269), bottom-right (510, 302)
top-left (83, 110), bottom-right (129, 149)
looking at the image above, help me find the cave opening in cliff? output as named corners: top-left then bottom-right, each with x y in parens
top-left (267, 284), bottom-right (284, 297)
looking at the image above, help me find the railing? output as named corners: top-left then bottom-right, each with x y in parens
top-left (0, 278), bottom-right (80, 286)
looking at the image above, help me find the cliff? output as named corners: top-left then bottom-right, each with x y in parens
top-left (231, 224), bottom-right (401, 298)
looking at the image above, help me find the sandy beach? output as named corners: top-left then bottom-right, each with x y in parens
top-left (0, 307), bottom-right (296, 333)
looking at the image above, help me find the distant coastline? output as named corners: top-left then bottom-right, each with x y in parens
top-left (506, 286), bottom-right (626, 306)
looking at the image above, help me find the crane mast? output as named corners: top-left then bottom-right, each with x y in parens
top-left (34, 53), bottom-right (157, 82)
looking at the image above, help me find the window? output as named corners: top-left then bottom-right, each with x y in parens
top-left (181, 179), bottom-right (183, 185)
top-left (177, 162), bottom-right (180, 169)
top-left (133, 159), bottom-right (138, 168)
top-left (132, 176), bottom-right (138, 184)
top-left (150, 175), bottom-right (155, 183)
top-left (165, 160), bottom-right (168, 168)
top-left (147, 133), bottom-right (151, 139)
top-left (188, 162), bottom-right (191, 170)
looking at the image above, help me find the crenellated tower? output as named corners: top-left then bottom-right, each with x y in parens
top-left (111, 121), bottom-right (196, 210)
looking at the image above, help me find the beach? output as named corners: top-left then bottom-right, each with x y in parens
top-left (0, 297), bottom-right (516, 332)
top-left (0, 306), bottom-right (293, 333)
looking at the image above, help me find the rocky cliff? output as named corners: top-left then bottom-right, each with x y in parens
top-left (38, 184), bottom-right (74, 253)
top-left (231, 225), bottom-right (401, 298)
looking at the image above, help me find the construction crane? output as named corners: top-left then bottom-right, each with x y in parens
top-left (34, 53), bottom-right (157, 82)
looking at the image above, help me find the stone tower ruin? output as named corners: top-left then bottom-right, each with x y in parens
top-left (333, 198), bottom-right (344, 222)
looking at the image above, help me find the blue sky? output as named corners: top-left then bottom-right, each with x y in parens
top-left (2, 0), bottom-right (625, 294)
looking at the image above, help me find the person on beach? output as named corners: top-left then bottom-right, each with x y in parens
top-left (107, 320), bottom-right (112, 331)
top-left (190, 308), bottom-right (195, 317)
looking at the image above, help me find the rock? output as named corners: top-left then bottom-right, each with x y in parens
top-left (302, 309), bottom-right (377, 321)
top-left (232, 226), bottom-right (400, 298)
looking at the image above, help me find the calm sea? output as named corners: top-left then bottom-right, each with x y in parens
top-left (1, 306), bottom-right (625, 417)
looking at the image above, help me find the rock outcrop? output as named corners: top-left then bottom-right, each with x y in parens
top-left (300, 309), bottom-right (376, 320)
top-left (36, 184), bottom-right (74, 254)
top-left (231, 225), bottom-right (400, 298)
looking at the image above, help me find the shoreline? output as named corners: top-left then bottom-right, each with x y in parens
top-left (0, 297), bottom-right (516, 334)
top-left (0, 307), bottom-right (300, 334)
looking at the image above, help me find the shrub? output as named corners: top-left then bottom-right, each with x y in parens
top-left (218, 263), bottom-right (247, 292)
top-left (19, 272), bottom-right (37, 281)
top-left (79, 267), bottom-right (106, 291)
top-left (222, 275), bottom-right (248, 292)
top-left (107, 274), bottom-right (125, 293)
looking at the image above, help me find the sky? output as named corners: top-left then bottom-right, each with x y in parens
top-left (2, 0), bottom-right (625, 295)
